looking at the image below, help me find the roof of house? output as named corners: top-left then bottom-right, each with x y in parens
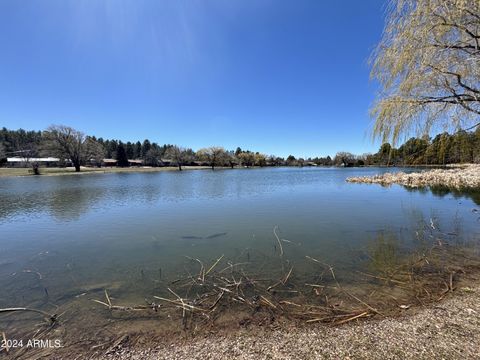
top-left (102, 159), bottom-right (118, 163)
top-left (7, 157), bottom-right (60, 162)
top-left (128, 159), bottom-right (143, 164)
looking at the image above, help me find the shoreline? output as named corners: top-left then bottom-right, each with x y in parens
top-left (0, 163), bottom-right (473, 179)
top-left (347, 164), bottom-right (480, 189)
top-left (106, 281), bottom-right (480, 360)
top-left (13, 239), bottom-right (478, 360)
top-left (0, 166), bottom-right (219, 177)
top-left (6, 264), bottom-right (480, 359)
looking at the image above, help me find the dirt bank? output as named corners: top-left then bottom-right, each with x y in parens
top-left (100, 283), bottom-right (480, 360)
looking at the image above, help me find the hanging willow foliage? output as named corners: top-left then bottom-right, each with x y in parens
top-left (371, 0), bottom-right (480, 144)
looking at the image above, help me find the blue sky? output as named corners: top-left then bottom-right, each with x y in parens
top-left (0, 0), bottom-right (387, 158)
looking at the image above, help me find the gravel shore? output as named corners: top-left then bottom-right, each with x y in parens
top-left (105, 285), bottom-right (480, 360)
top-left (346, 164), bottom-right (480, 189)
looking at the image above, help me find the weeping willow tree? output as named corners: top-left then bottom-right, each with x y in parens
top-left (371, 0), bottom-right (480, 144)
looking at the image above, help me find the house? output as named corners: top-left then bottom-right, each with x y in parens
top-left (193, 160), bottom-right (209, 166)
top-left (102, 159), bottom-right (118, 167)
top-left (160, 158), bottom-right (173, 166)
top-left (128, 159), bottom-right (143, 166)
top-left (6, 157), bottom-right (61, 168)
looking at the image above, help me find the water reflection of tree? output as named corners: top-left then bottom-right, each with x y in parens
top-left (0, 192), bottom-right (42, 220)
top-left (48, 187), bottom-right (105, 221)
top-left (403, 185), bottom-right (480, 206)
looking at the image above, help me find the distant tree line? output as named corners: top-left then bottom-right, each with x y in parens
top-left (1, 125), bottom-right (479, 172)
top-left (280, 128), bottom-right (480, 167)
top-left (354, 128), bottom-right (480, 166)
top-left (0, 126), bottom-right (272, 172)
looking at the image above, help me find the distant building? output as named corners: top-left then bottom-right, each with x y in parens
top-left (160, 158), bottom-right (173, 166)
top-left (102, 159), bottom-right (118, 167)
top-left (6, 157), bottom-right (62, 168)
top-left (193, 160), bottom-right (209, 166)
top-left (128, 159), bottom-right (143, 166)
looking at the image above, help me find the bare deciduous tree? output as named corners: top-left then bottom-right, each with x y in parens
top-left (13, 142), bottom-right (36, 166)
top-left (224, 151), bottom-right (238, 169)
top-left (371, 0), bottom-right (480, 144)
top-left (236, 151), bottom-right (255, 167)
top-left (254, 153), bottom-right (267, 167)
top-left (44, 125), bottom-right (87, 172)
top-left (19, 143), bottom-right (39, 173)
top-left (334, 152), bottom-right (356, 167)
top-left (197, 146), bottom-right (227, 170)
top-left (85, 137), bottom-right (106, 167)
top-left (144, 148), bottom-right (162, 167)
top-left (165, 146), bottom-right (192, 171)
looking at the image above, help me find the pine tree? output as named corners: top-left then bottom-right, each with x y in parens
top-left (134, 141), bottom-right (142, 159)
top-left (116, 143), bottom-right (129, 167)
top-left (142, 140), bottom-right (151, 159)
top-left (125, 142), bottom-right (134, 159)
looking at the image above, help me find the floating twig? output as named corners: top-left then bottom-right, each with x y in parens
top-left (282, 266), bottom-right (293, 285)
top-left (92, 290), bottom-right (149, 311)
top-left (334, 311), bottom-right (370, 325)
top-left (0, 307), bottom-right (57, 324)
top-left (22, 269), bottom-right (43, 280)
top-left (273, 226), bottom-right (284, 257)
top-left (205, 255), bottom-right (224, 276)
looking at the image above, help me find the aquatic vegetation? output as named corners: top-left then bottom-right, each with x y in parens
top-left (87, 225), bottom-right (480, 330)
top-left (347, 165), bottom-right (480, 189)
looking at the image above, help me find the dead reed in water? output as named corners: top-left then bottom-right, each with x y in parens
top-left (89, 224), bottom-right (480, 330)
top-left (346, 164), bottom-right (480, 189)
top-left (0, 307), bottom-right (58, 325)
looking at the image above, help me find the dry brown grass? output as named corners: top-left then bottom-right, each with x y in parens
top-left (103, 282), bottom-right (480, 360)
top-left (347, 164), bottom-right (480, 189)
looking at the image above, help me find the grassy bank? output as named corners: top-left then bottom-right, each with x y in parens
top-left (0, 166), bottom-right (214, 177)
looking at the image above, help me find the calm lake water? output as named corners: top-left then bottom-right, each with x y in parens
top-left (0, 167), bottom-right (479, 343)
